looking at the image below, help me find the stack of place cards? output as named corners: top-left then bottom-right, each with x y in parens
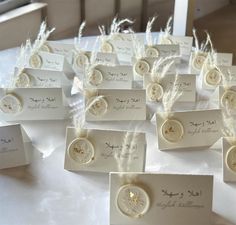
top-left (156, 109), bottom-right (222, 150)
top-left (0, 88), bottom-right (67, 120)
top-left (0, 124), bottom-right (31, 169)
top-left (64, 127), bottom-right (146, 173)
top-left (222, 137), bottom-right (236, 182)
top-left (110, 172), bottom-right (213, 225)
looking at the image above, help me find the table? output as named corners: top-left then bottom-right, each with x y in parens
top-left (0, 35), bottom-right (235, 225)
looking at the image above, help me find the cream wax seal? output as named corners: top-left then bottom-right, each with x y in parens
top-left (88, 68), bottom-right (103, 86)
top-left (192, 53), bottom-right (207, 71)
top-left (15, 72), bottom-right (31, 88)
top-left (160, 37), bottom-right (173, 44)
top-left (75, 52), bottom-right (89, 69)
top-left (226, 145), bottom-right (236, 173)
top-left (116, 184), bottom-right (150, 218)
top-left (40, 44), bottom-right (52, 53)
top-left (87, 96), bottom-right (108, 116)
top-left (101, 41), bottom-right (113, 53)
top-left (29, 54), bottom-right (42, 69)
top-left (221, 90), bottom-right (236, 110)
top-left (146, 83), bottom-right (164, 102)
top-left (204, 68), bottom-right (221, 86)
top-left (161, 119), bottom-right (184, 143)
top-left (0, 94), bottom-right (22, 114)
top-left (145, 47), bottom-right (159, 58)
top-left (134, 59), bottom-right (150, 77)
top-left (67, 138), bottom-right (95, 165)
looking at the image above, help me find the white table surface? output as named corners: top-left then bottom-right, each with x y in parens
top-left (0, 35), bottom-right (236, 225)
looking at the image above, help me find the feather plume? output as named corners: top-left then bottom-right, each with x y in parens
top-left (146, 16), bottom-right (157, 46)
top-left (74, 21), bottom-right (86, 51)
top-left (131, 33), bottom-right (145, 59)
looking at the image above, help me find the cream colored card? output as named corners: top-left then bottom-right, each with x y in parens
top-left (44, 41), bottom-right (75, 64)
top-left (85, 89), bottom-right (146, 121)
top-left (222, 137), bottom-right (236, 182)
top-left (211, 86), bottom-right (236, 115)
top-left (215, 53), bottom-right (233, 66)
top-left (169, 36), bottom-right (193, 61)
top-left (144, 74), bottom-right (196, 102)
top-left (110, 172), bottom-right (213, 225)
top-left (133, 57), bottom-right (176, 81)
top-left (64, 127), bottom-right (146, 173)
top-left (28, 51), bottom-right (75, 79)
top-left (0, 124), bottom-right (31, 169)
top-left (84, 65), bottom-right (133, 89)
top-left (107, 33), bottom-right (144, 63)
top-left (145, 44), bottom-right (180, 59)
top-left (14, 67), bottom-right (72, 87)
top-left (0, 88), bottom-right (67, 121)
top-left (156, 109), bottom-right (222, 150)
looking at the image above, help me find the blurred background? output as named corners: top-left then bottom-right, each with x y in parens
top-left (0, 0), bottom-right (235, 62)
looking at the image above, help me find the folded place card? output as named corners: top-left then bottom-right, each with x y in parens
top-left (43, 41), bottom-right (75, 64)
top-left (133, 57), bottom-right (176, 81)
top-left (222, 137), bottom-right (236, 182)
top-left (0, 124), bottom-right (31, 169)
top-left (101, 34), bottom-right (144, 63)
top-left (27, 51), bottom-right (75, 79)
top-left (144, 74), bottom-right (196, 102)
top-left (110, 172), bottom-right (213, 225)
top-left (145, 44), bottom-right (180, 60)
top-left (85, 89), bottom-right (146, 121)
top-left (156, 109), bottom-right (222, 150)
top-left (211, 86), bottom-right (236, 115)
top-left (201, 63), bottom-right (234, 90)
top-left (14, 67), bottom-right (72, 88)
top-left (215, 53), bottom-right (233, 66)
top-left (84, 65), bottom-right (133, 89)
top-left (64, 127), bottom-right (146, 173)
top-left (72, 51), bottom-right (119, 73)
top-left (0, 88), bottom-right (67, 121)
top-left (167, 36), bottom-right (193, 61)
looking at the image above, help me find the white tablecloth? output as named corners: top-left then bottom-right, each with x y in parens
top-left (0, 35), bottom-right (236, 225)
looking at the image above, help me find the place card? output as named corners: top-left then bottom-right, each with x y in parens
top-left (156, 109), bottom-right (222, 150)
top-left (101, 33), bottom-right (144, 63)
top-left (215, 53), bottom-right (233, 66)
top-left (145, 44), bottom-right (180, 59)
top-left (222, 137), bottom-right (236, 182)
top-left (133, 57), bottom-right (176, 81)
top-left (144, 74), bottom-right (196, 102)
top-left (0, 124), bottom-right (31, 169)
top-left (201, 60), bottom-right (234, 90)
top-left (84, 65), bottom-right (133, 89)
top-left (168, 36), bottom-right (193, 61)
top-left (43, 41), bottom-right (75, 64)
top-left (85, 89), bottom-right (146, 121)
top-left (110, 172), bottom-right (213, 225)
top-left (64, 127), bottom-right (146, 173)
top-left (27, 51), bottom-right (75, 79)
top-left (14, 67), bottom-right (72, 88)
top-left (211, 86), bottom-right (236, 115)
top-left (0, 88), bottom-right (67, 121)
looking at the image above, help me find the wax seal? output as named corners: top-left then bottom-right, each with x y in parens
top-left (204, 68), bottom-right (221, 86)
top-left (134, 60), bottom-right (150, 76)
top-left (15, 72), bottom-right (31, 88)
top-left (145, 47), bottom-right (159, 58)
top-left (116, 184), bottom-right (150, 218)
top-left (221, 89), bottom-right (236, 110)
top-left (29, 54), bottom-right (42, 69)
top-left (161, 119), bottom-right (184, 143)
top-left (75, 52), bottom-right (89, 69)
top-left (0, 94), bottom-right (22, 114)
top-left (146, 83), bottom-right (164, 101)
top-left (226, 145), bottom-right (236, 173)
top-left (88, 68), bottom-right (103, 86)
top-left (87, 96), bottom-right (108, 116)
top-left (67, 138), bottom-right (95, 165)
top-left (101, 41), bottom-right (113, 53)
